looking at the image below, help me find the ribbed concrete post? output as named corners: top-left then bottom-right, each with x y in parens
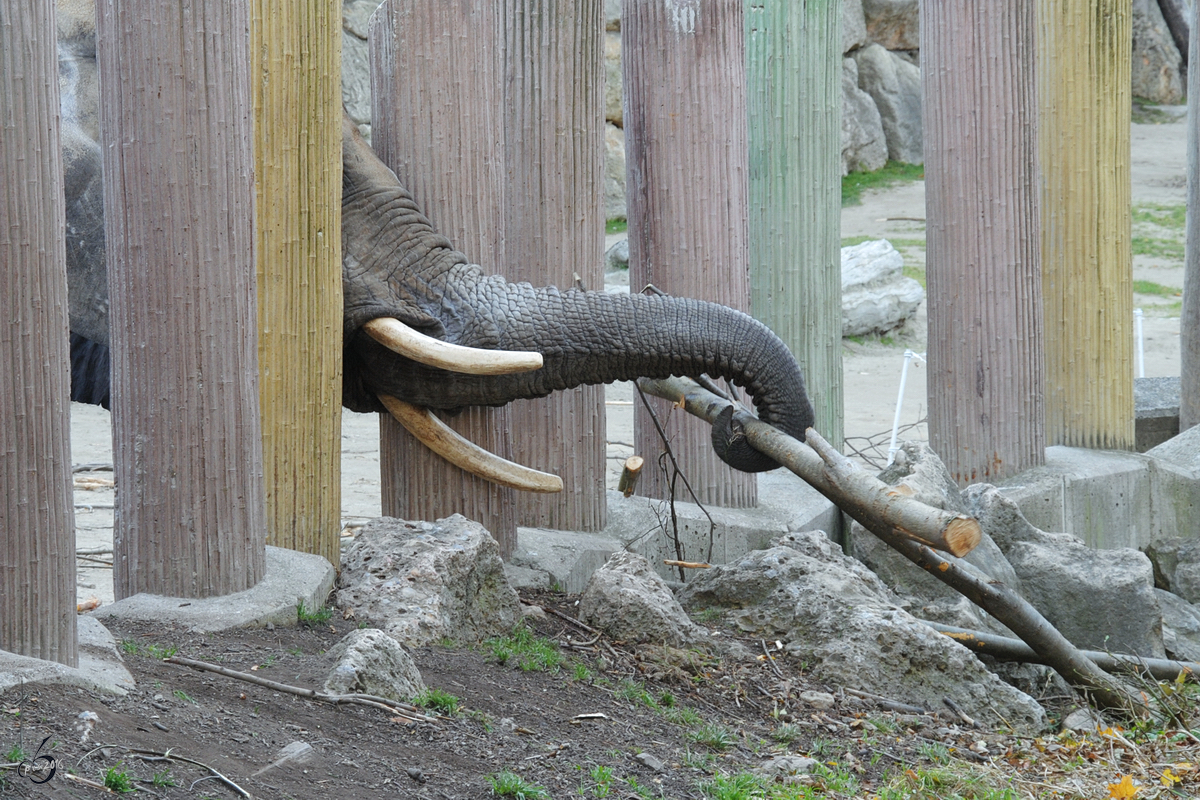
top-left (502, 0), bottom-right (608, 531)
top-left (252, 0), bottom-right (344, 566)
top-left (0, 0), bottom-right (78, 665)
top-left (746, 0), bottom-right (844, 450)
top-left (1039, 0), bottom-right (1134, 449)
top-left (624, 0), bottom-right (756, 507)
top-left (370, 0), bottom-right (518, 554)
top-left (923, 0), bottom-right (1045, 484)
top-left (97, 0), bottom-right (267, 597)
top-left (1183, 0), bottom-right (1200, 432)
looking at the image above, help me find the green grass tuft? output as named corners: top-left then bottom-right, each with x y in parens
top-left (296, 600), bottom-right (334, 627)
top-left (488, 770), bottom-right (551, 799)
top-left (101, 764), bottom-right (135, 794)
top-left (413, 688), bottom-right (460, 716)
top-left (842, 161), bottom-right (925, 206)
top-left (486, 625), bottom-right (563, 672)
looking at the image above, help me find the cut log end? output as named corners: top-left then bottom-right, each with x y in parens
top-left (943, 517), bottom-right (982, 558)
top-left (617, 456), bottom-right (644, 497)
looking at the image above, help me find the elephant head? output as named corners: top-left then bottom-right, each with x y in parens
top-left (62, 112), bottom-right (815, 485)
top-left (337, 116), bottom-right (814, 479)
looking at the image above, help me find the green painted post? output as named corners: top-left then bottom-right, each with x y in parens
top-left (746, 0), bottom-right (844, 449)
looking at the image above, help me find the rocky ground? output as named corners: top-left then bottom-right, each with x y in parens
top-left (5, 594), bottom-right (1185, 800)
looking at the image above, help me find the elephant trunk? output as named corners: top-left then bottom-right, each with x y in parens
top-left (344, 280), bottom-right (815, 473)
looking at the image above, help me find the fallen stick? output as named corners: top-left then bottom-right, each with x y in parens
top-left (929, 622), bottom-right (1200, 681)
top-left (165, 656), bottom-right (439, 724)
top-left (637, 376), bottom-right (1149, 717)
top-left (638, 377), bottom-right (981, 557)
top-left (663, 559), bottom-right (710, 569)
top-left (126, 749), bottom-right (250, 798)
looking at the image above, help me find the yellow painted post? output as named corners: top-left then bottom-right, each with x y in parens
top-left (251, 0), bottom-right (344, 566)
top-left (1039, 0), bottom-right (1134, 449)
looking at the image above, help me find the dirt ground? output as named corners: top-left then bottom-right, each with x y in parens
top-left (3, 115), bottom-right (1192, 799)
top-left (2, 594), bottom-right (1111, 800)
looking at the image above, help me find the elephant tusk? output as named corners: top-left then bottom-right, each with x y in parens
top-left (363, 317), bottom-right (543, 375)
top-left (377, 393), bottom-right (564, 494)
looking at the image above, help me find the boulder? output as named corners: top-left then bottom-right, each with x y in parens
top-left (965, 486), bottom-right (1166, 659)
top-left (841, 58), bottom-right (889, 175)
top-left (862, 0), bottom-right (919, 52)
top-left (605, 238), bottom-right (630, 272)
top-left (336, 515), bottom-right (523, 648)
top-left (604, 122), bottom-right (628, 222)
top-left (578, 551), bottom-right (706, 646)
top-left (323, 629), bottom-right (426, 701)
top-left (677, 531), bottom-right (1047, 731)
top-left (1155, 589), bottom-right (1200, 662)
top-left (604, 32), bottom-right (623, 127)
top-left (1144, 537), bottom-right (1200, 598)
top-left (849, 444), bottom-right (1022, 624)
top-left (853, 44), bottom-right (923, 165)
top-left (605, 0), bottom-right (622, 31)
top-left (842, 0), bottom-right (870, 54)
top-left (841, 239), bottom-right (924, 336)
top-left (1132, 0), bottom-right (1184, 104)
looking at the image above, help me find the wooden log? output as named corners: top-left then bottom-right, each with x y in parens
top-left (663, 560), bottom-right (710, 569)
top-left (637, 377), bottom-right (980, 557)
top-left (617, 456), bottom-right (644, 498)
top-left (638, 375), bottom-right (1149, 716)
top-left (929, 623), bottom-right (1200, 682)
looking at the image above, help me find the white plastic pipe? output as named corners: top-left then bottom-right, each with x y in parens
top-left (888, 350), bottom-right (926, 465)
top-left (1134, 308), bottom-right (1145, 378)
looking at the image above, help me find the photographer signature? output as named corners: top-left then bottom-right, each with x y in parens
top-left (13, 736), bottom-right (57, 785)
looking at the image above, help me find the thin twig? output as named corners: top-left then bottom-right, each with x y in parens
top-left (541, 606), bottom-right (600, 636)
top-left (123, 748), bottom-right (250, 798)
top-left (164, 656), bottom-right (438, 723)
top-left (760, 640), bottom-right (785, 680)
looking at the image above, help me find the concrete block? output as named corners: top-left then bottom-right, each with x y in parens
top-left (1147, 423), bottom-right (1200, 543)
top-left (1000, 447), bottom-right (1152, 550)
top-left (1136, 377), bottom-right (1181, 452)
top-left (0, 616), bottom-right (134, 695)
top-left (93, 546), bottom-right (336, 633)
top-left (513, 471), bottom-right (838, 592)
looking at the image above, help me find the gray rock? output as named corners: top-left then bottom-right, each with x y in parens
top-left (841, 239), bottom-right (924, 336)
top-left (634, 752), bottom-right (665, 772)
top-left (849, 444), bottom-right (1022, 615)
top-left (842, 0), bottom-right (870, 54)
top-left (1143, 537), bottom-right (1200, 594)
top-left (604, 122), bottom-right (627, 222)
top-left (324, 628), bottom-right (426, 701)
top-left (754, 755), bottom-right (819, 783)
top-left (862, 0), bottom-right (920, 51)
top-left (336, 515), bottom-right (523, 647)
top-left (841, 58), bottom-right (889, 175)
top-left (677, 533), bottom-right (1047, 731)
top-left (604, 32), bottom-right (623, 127)
top-left (343, 0), bottom-right (382, 40)
top-left (965, 485), bottom-right (1166, 658)
top-left (854, 44), bottom-right (922, 164)
top-left (1061, 708), bottom-right (1105, 733)
top-left (1132, 0), bottom-right (1184, 104)
top-left (1006, 539), bottom-right (1164, 658)
top-left (605, 238), bottom-right (630, 272)
top-left (579, 551), bottom-right (706, 646)
top-left (1155, 588), bottom-right (1200, 662)
top-left (799, 690), bottom-right (835, 710)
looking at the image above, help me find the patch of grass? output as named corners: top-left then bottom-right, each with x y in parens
top-left (696, 772), bottom-right (764, 799)
top-left (661, 705), bottom-right (703, 727)
top-left (692, 607), bottom-right (725, 623)
top-left (296, 600), bottom-right (334, 627)
top-left (101, 764), bottom-right (135, 794)
top-left (1132, 235), bottom-right (1186, 261)
top-left (578, 763), bottom-right (614, 798)
top-left (486, 625), bottom-right (563, 672)
top-left (413, 688), bottom-right (460, 716)
top-left (615, 679), bottom-right (657, 707)
top-left (150, 769), bottom-right (177, 788)
top-left (623, 775), bottom-right (657, 799)
top-left (877, 764), bottom-right (1017, 800)
top-left (571, 662), bottom-right (595, 683)
top-left (772, 723), bottom-right (803, 745)
top-left (1132, 202), bottom-right (1186, 230)
top-left (120, 639), bottom-right (138, 655)
top-left (173, 689), bottom-right (196, 705)
top-left (842, 160), bottom-right (925, 206)
top-left (1133, 279), bottom-right (1182, 297)
top-left (4, 744), bottom-right (27, 763)
top-left (917, 739), bottom-right (952, 765)
top-left (488, 770), bottom-right (551, 799)
top-left (605, 218), bottom-right (628, 235)
top-left (903, 263), bottom-right (926, 288)
top-left (688, 723), bottom-right (738, 752)
top-left (1132, 99), bottom-right (1182, 125)
top-left (680, 748), bottom-right (715, 772)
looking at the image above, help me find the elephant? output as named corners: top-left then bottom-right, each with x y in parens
top-left (62, 112), bottom-right (815, 484)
